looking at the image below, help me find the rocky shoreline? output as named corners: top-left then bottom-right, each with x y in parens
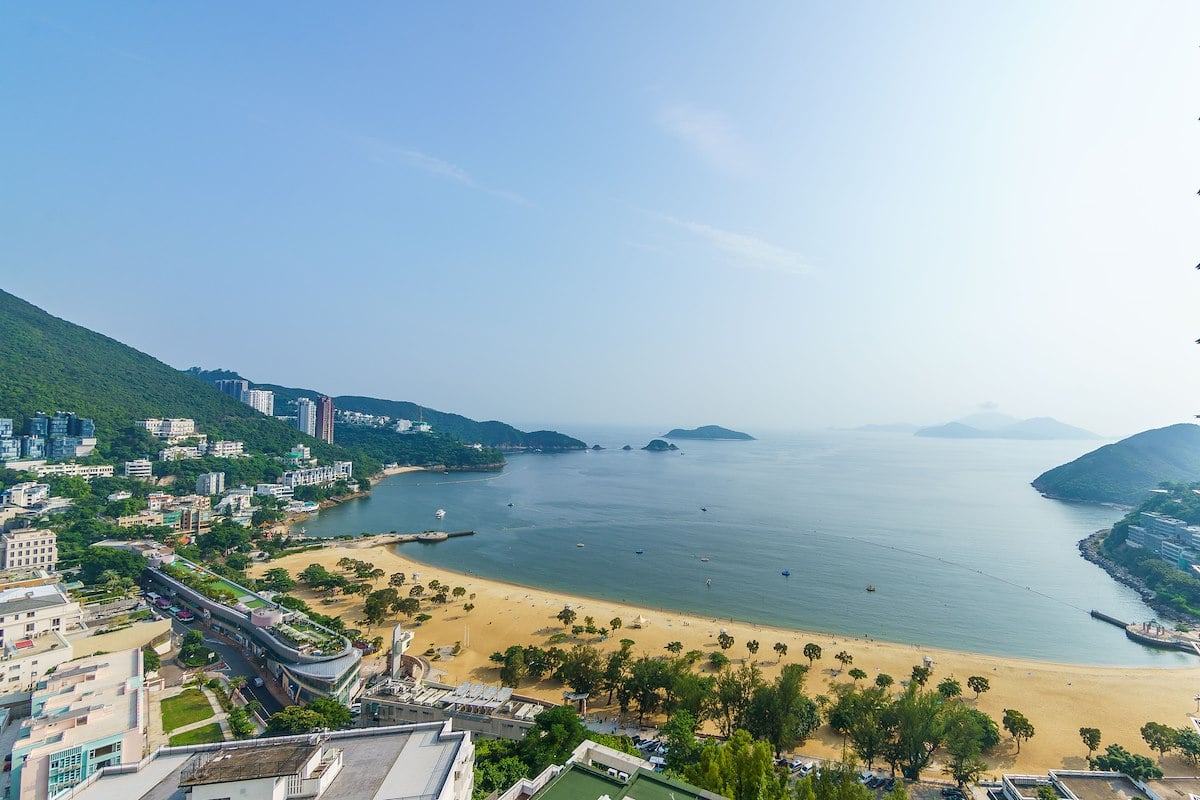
top-left (1078, 529), bottom-right (1193, 626)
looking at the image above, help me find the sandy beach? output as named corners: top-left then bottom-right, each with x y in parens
top-left (249, 543), bottom-right (1200, 776)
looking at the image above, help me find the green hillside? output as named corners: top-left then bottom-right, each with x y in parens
top-left (1030, 423), bottom-right (1200, 504)
top-left (0, 290), bottom-right (378, 472)
top-left (186, 370), bottom-right (587, 451)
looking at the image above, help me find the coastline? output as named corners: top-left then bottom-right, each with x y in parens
top-left (250, 541), bottom-right (1200, 775)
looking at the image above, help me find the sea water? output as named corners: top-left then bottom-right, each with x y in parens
top-left (296, 428), bottom-right (1188, 666)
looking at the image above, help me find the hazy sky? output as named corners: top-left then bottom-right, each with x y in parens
top-left (2, 3), bottom-right (1198, 437)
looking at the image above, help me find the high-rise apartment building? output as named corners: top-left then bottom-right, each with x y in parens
top-left (316, 396), bottom-right (334, 444)
top-left (214, 378), bottom-right (249, 398)
top-left (196, 471), bottom-right (225, 496)
top-left (296, 398), bottom-right (317, 437)
top-left (243, 388), bottom-right (275, 415)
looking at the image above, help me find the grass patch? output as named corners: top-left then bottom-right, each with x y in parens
top-left (168, 722), bottom-right (225, 746)
top-left (161, 688), bottom-right (214, 731)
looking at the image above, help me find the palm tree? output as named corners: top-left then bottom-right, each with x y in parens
top-left (610, 617), bottom-right (622, 631)
top-left (369, 568), bottom-right (386, 585)
top-left (803, 642), bottom-right (822, 668)
top-left (848, 668), bottom-right (867, 683)
top-left (463, 603), bottom-right (475, 615)
top-left (665, 641), bottom-right (684, 654)
top-left (717, 632), bottom-right (734, 651)
top-left (745, 640), bottom-right (760, 661)
top-left (774, 642), bottom-right (788, 660)
top-left (834, 650), bottom-right (852, 674)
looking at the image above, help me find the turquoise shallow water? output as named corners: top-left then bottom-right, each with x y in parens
top-left (297, 428), bottom-right (1189, 666)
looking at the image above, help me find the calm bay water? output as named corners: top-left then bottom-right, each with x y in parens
top-left (297, 428), bottom-right (1187, 666)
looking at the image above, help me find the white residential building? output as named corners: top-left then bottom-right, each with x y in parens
top-left (33, 462), bottom-right (114, 480)
top-left (0, 529), bottom-right (57, 571)
top-left (206, 439), bottom-right (245, 458)
top-left (124, 459), bottom-right (154, 480)
top-left (296, 398), bottom-right (317, 436)
top-left (0, 583), bottom-right (83, 649)
top-left (159, 445), bottom-right (202, 461)
top-left (254, 483), bottom-right (294, 501)
top-left (137, 418), bottom-right (197, 440)
top-left (2, 482), bottom-right (50, 508)
top-left (243, 389), bottom-right (275, 416)
top-left (281, 462), bottom-right (353, 489)
top-left (196, 472), bottom-right (225, 496)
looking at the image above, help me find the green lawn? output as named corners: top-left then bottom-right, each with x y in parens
top-left (168, 722), bottom-right (225, 746)
top-left (161, 688), bottom-right (215, 731)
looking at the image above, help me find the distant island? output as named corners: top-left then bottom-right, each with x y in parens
top-left (848, 423), bottom-right (920, 434)
top-left (643, 439), bottom-right (679, 452)
top-left (1032, 423), bottom-right (1200, 504)
top-left (663, 425), bottom-right (754, 441)
top-left (915, 413), bottom-right (1099, 441)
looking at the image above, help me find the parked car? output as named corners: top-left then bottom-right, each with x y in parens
top-left (175, 609), bottom-right (195, 622)
top-left (252, 677), bottom-right (265, 688)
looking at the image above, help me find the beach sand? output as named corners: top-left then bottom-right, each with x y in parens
top-left (249, 544), bottom-right (1200, 776)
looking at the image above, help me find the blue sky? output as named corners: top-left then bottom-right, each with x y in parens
top-left (2, 2), bottom-right (1198, 436)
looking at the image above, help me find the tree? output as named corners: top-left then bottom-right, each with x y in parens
top-left (665, 641), bottom-right (684, 654)
top-left (142, 646), bottom-right (161, 672)
top-left (500, 645), bottom-right (527, 688)
top-left (718, 632), bottom-right (735, 651)
top-left (937, 677), bottom-right (962, 700)
top-left (848, 668), bottom-right (867, 683)
top-left (1036, 787), bottom-right (1057, 800)
top-left (1003, 709), bottom-right (1035, 753)
top-left (307, 697), bottom-right (352, 729)
top-left (1141, 721), bottom-right (1177, 762)
top-left (1080, 727), bottom-right (1102, 759)
top-left (967, 675), bottom-right (990, 699)
top-left (828, 684), bottom-right (891, 770)
top-left (683, 730), bottom-right (787, 800)
top-left (942, 704), bottom-right (999, 787)
top-left (79, 548), bottom-right (147, 585)
top-left (709, 652), bottom-right (730, 670)
top-left (557, 606), bottom-right (577, 627)
top-left (803, 642), bottom-right (822, 667)
top-left (712, 662), bottom-right (763, 737)
top-left (834, 651), bottom-right (853, 674)
top-left (875, 673), bottom-right (895, 690)
top-left (556, 644), bottom-right (604, 696)
top-left (610, 617), bottom-right (622, 631)
top-left (774, 642), bottom-right (788, 660)
top-left (1175, 728), bottom-right (1200, 767)
top-left (474, 738), bottom-right (530, 800)
top-left (452, 586), bottom-right (466, 599)
top-left (395, 597), bottom-right (420, 618)
top-left (884, 684), bottom-right (945, 780)
top-left (409, 584), bottom-right (425, 597)
top-left (463, 602), bottom-right (475, 614)
top-left (746, 640), bottom-right (760, 659)
top-left (266, 706), bottom-right (325, 734)
top-left (260, 567), bottom-right (295, 592)
top-left (627, 656), bottom-right (670, 724)
top-left (661, 710), bottom-right (702, 774)
top-left (389, 571), bottom-right (406, 588)
top-left (746, 663), bottom-right (820, 757)
top-left (364, 588), bottom-right (400, 627)
top-left (910, 665), bottom-right (932, 686)
top-left (1091, 744), bottom-right (1163, 780)
top-left (518, 705), bottom-right (591, 774)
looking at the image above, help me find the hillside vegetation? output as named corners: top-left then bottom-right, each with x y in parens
top-left (0, 290), bottom-right (380, 473)
top-left (1031, 423), bottom-right (1200, 505)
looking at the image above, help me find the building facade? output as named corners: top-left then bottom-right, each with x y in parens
top-left (243, 389), bottom-right (275, 416)
top-left (196, 472), bottom-right (226, 496)
top-left (124, 459), bottom-right (154, 480)
top-left (0, 529), bottom-right (57, 571)
top-left (206, 439), bottom-right (245, 458)
top-left (0, 583), bottom-right (83, 649)
top-left (10, 648), bottom-right (146, 800)
top-left (316, 396), bottom-right (334, 444)
top-left (296, 398), bottom-right (317, 436)
top-left (1, 482), bottom-right (50, 508)
top-left (214, 378), bottom-right (249, 398)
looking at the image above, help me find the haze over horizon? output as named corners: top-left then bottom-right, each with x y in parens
top-left (3, 3), bottom-right (1198, 439)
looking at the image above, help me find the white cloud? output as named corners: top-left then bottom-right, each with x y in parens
top-left (658, 214), bottom-right (810, 275)
top-left (657, 103), bottom-right (758, 177)
top-left (354, 135), bottom-right (529, 205)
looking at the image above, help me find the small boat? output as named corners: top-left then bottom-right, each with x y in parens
top-left (701, 507), bottom-right (708, 512)
top-left (700, 556), bottom-right (710, 562)
top-left (866, 584), bottom-right (876, 592)
top-left (781, 570), bottom-right (791, 577)
top-left (507, 503), bottom-right (514, 507)
top-left (635, 549), bottom-right (644, 555)
top-left (576, 543), bottom-right (585, 548)
top-left (705, 578), bottom-right (712, 587)
top-left (434, 509), bottom-right (446, 519)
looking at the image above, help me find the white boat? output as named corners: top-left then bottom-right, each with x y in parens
top-left (435, 509), bottom-right (446, 519)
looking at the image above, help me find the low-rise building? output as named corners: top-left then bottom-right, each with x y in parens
top-left (115, 510), bottom-right (165, 528)
top-left (10, 648), bottom-right (147, 800)
top-left (495, 740), bottom-right (715, 800)
top-left (136, 417), bottom-right (197, 442)
top-left (361, 677), bottom-right (545, 739)
top-left (0, 583), bottom-right (83, 651)
top-left (159, 445), bottom-right (202, 461)
top-left (59, 722), bottom-right (473, 800)
top-left (33, 462), bottom-right (114, 480)
top-left (123, 459), bottom-right (153, 480)
top-left (1, 481), bottom-right (50, 508)
top-left (206, 439), bottom-right (245, 458)
top-left (0, 528), bottom-right (57, 571)
top-left (93, 539), bottom-right (176, 567)
top-left (281, 462), bottom-right (353, 489)
top-left (255, 483), bottom-right (295, 501)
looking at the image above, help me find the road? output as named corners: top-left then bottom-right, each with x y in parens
top-left (169, 617), bottom-right (284, 717)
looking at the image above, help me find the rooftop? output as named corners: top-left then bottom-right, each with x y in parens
top-left (1055, 775), bottom-right (1152, 800)
top-left (180, 742), bottom-right (318, 786)
top-left (60, 723), bottom-right (470, 800)
top-left (534, 764), bottom-right (721, 800)
top-left (0, 583), bottom-right (72, 614)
